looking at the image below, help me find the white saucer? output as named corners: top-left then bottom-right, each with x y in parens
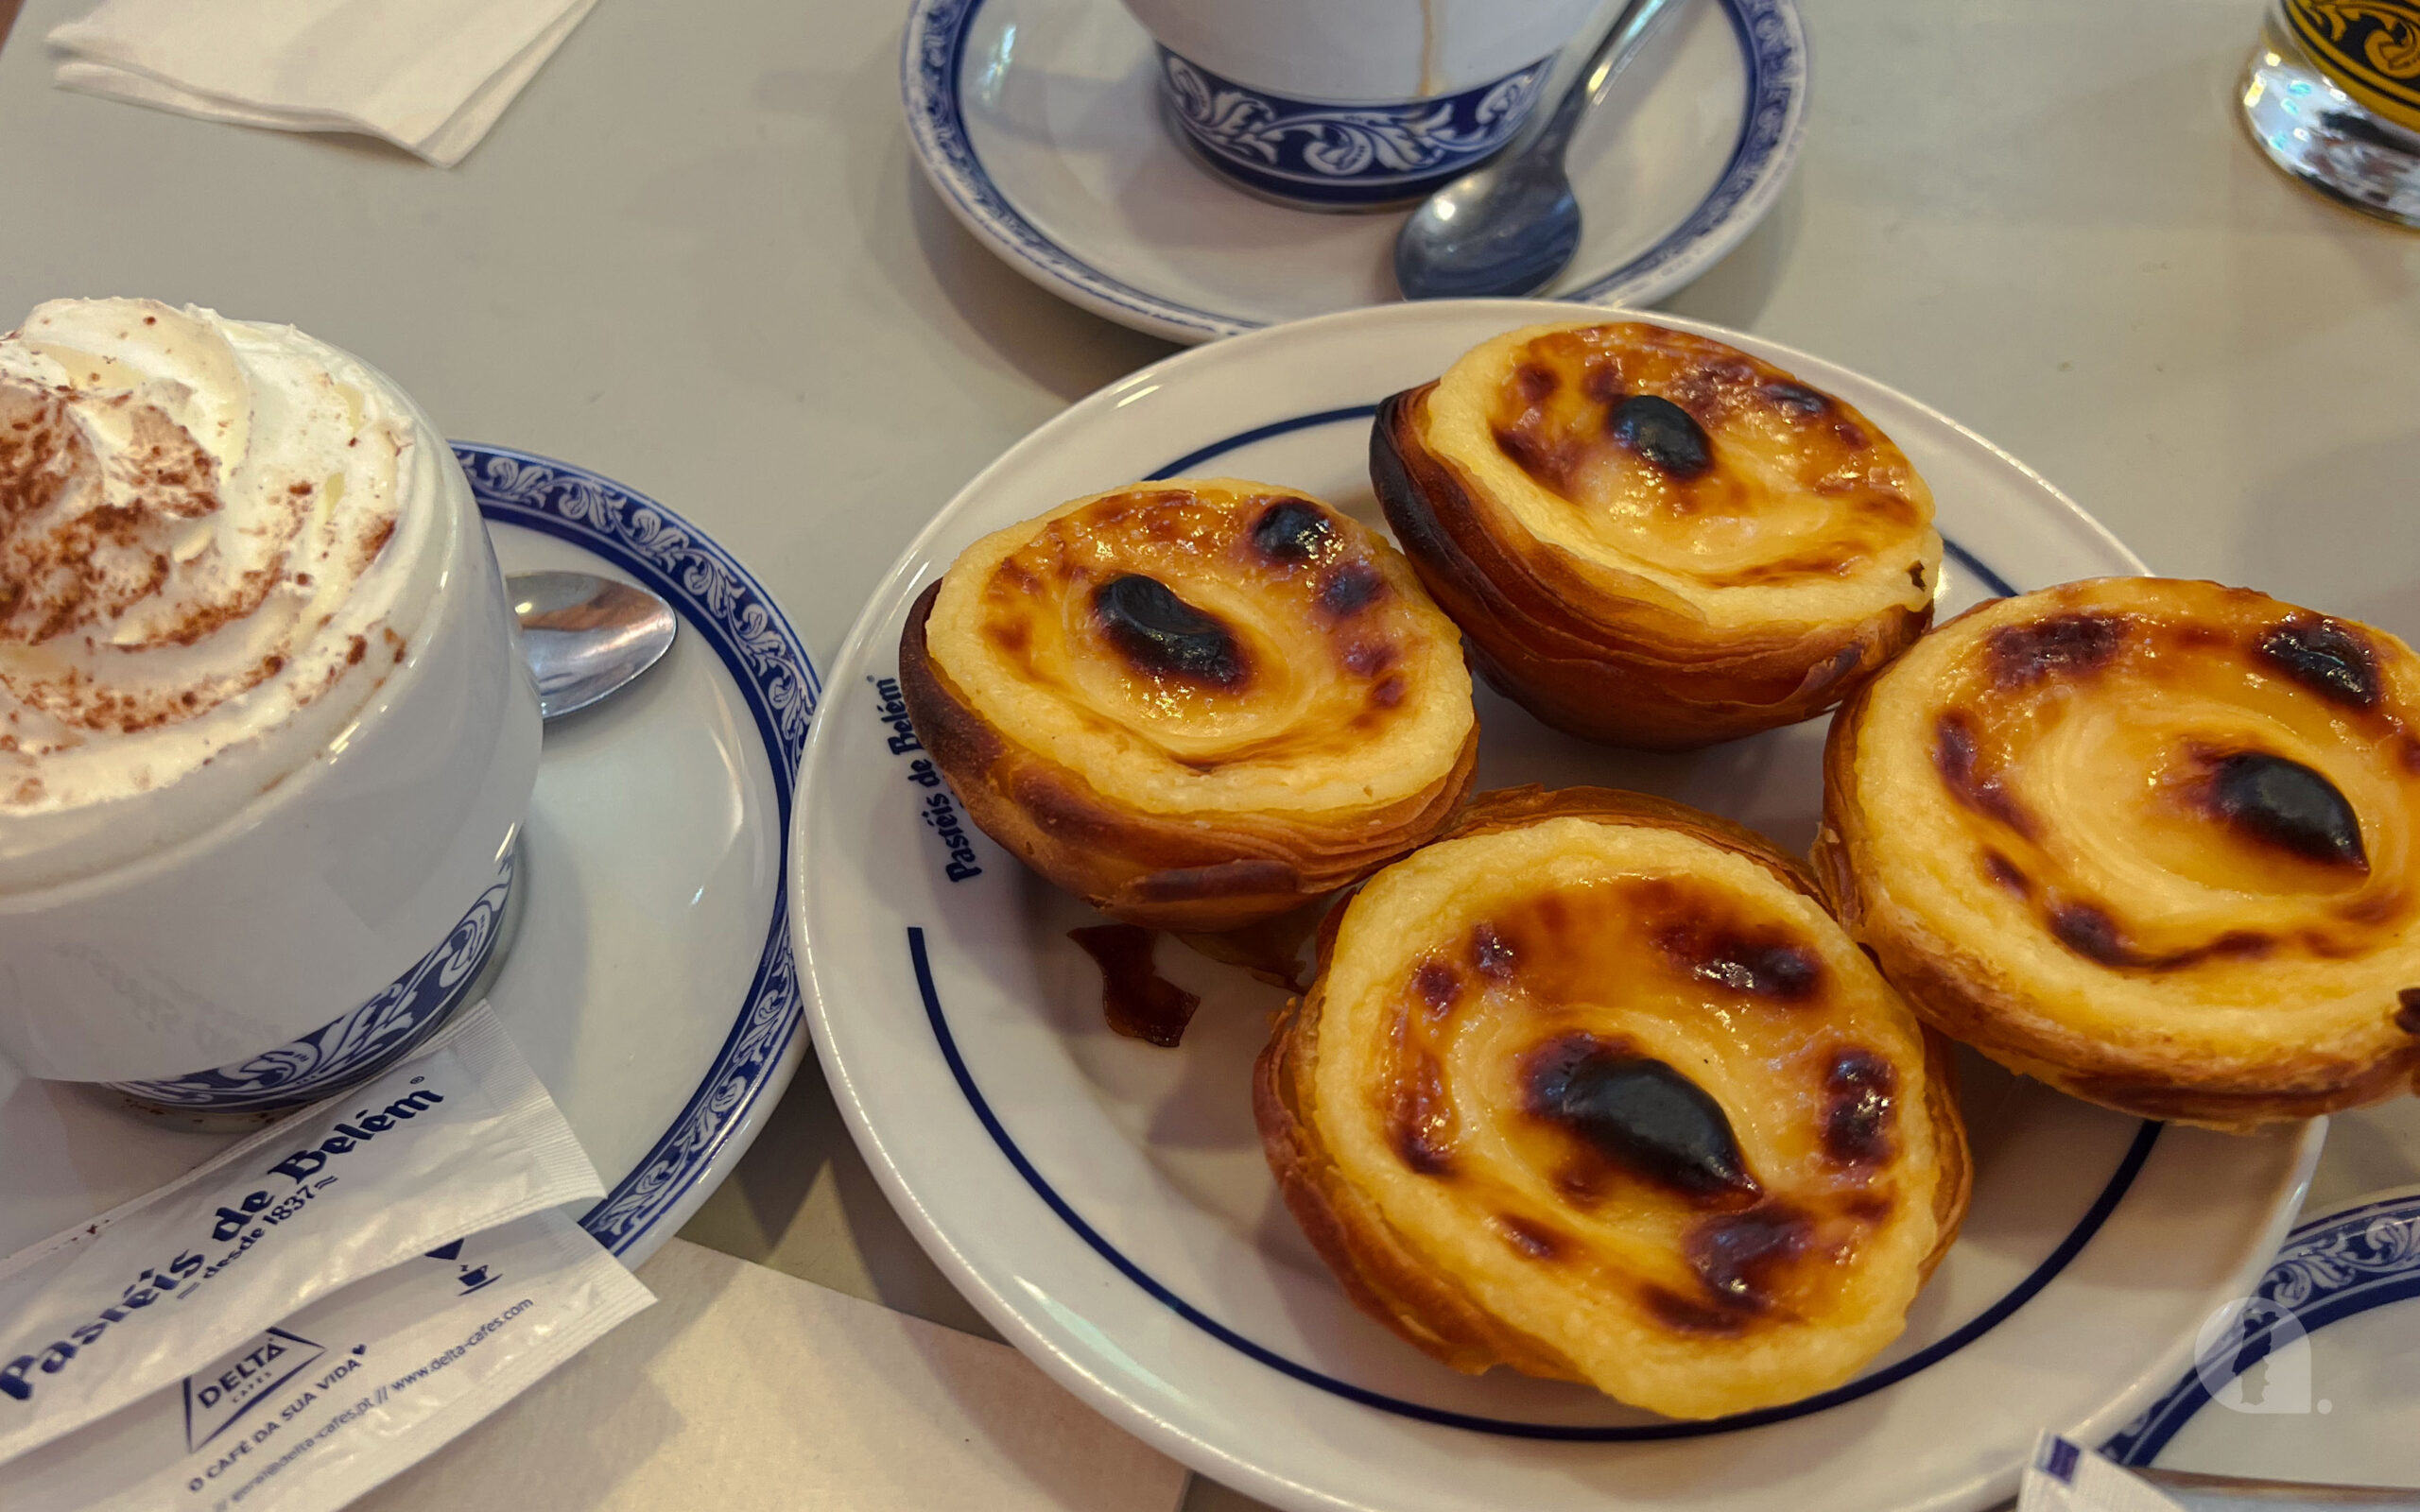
top-left (0, 446), bottom-right (820, 1270)
top-left (796, 299), bottom-right (2324, 1512)
top-left (903, 0), bottom-right (1809, 344)
top-left (2110, 1183), bottom-right (2420, 1485)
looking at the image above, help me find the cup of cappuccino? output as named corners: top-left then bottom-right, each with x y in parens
top-left (0, 298), bottom-right (542, 1114)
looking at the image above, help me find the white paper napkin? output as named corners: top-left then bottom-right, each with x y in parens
top-left (46, 0), bottom-right (597, 165)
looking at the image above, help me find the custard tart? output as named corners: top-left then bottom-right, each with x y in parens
top-left (1256, 786), bottom-right (1969, 1419)
top-left (1373, 320), bottom-right (1941, 749)
top-left (1817, 577), bottom-right (2420, 1126)
top-left (901, 478), bottom-right (1478, 931)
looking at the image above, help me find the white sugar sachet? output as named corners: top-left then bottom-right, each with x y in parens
top-left (0, 1005), bottom-right (601, 1465)
top-left (2019, 1434), bottom-right (2189, 1512)
top-left (0, 1206), bottom-right (651, 1512)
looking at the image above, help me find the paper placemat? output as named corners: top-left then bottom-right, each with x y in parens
top-left (350, 1238), bottom-right (1189, 1512)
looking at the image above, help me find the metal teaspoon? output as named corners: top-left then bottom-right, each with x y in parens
top-left (1393, 0), bottom-right (1692, 301)
top-left (510, 570), bottom-right (679, 720)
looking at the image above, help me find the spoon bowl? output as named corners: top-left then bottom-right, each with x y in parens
top-left (510, 570), bottom-right (679, 720)
top-left (1394, 0), bottom-right (1687, 301)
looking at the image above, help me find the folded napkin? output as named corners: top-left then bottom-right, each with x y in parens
top-left (47, 0), bottom-right (596, 165)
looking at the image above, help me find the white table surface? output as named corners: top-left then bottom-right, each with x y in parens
top-left (5, 0), bottom-right (2420, 1506)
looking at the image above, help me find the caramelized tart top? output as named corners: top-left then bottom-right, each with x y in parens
top-left (924, 478), bottom-right (1474, 815)
top-left (1422, 321), bottom-right (1941, 627)
top-left (1301, 793), bottom-right (1953, 1409)
top-left (1843, 577), bottom-right (2420, 1034)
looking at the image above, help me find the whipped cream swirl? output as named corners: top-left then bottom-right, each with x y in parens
top-left (0, 299), bottom-right (443, 879)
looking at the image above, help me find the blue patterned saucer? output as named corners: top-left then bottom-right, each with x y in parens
top-left (0, 447), bottom-right (819, 1270)
top-left (2107, 1185), bottom-right (2420, 1484)
top-left (903, 0), bottom-right (1807, 344)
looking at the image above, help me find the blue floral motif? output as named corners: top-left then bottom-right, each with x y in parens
top-left (1158, 51), bottom-right (1548, 205)
top-left (109, 853), bottom-right (518, 1113)
top-left (899, 0), bottom-right (1806, 339)
top-left (452, 444), bottom-right (818, 1257)
top-left (2106, 1194), bottom-right (2420, 1464)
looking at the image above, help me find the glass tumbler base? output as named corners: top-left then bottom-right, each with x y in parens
top-left (2241, 28), bottom-right (2420, 228)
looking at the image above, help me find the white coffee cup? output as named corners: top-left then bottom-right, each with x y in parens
top-left (0, 312), bottom-right (541, 1114)
top-left (1122, 0), bottom-right (1602, 209)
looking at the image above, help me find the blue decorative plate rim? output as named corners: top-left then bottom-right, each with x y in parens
top-left (455, 442), bottom-right (821, 1258)
top-left (892, 403), bottom-right (2157, 1440)
top-left (2105, 1187), bottom-right (2420, 1466)
top-left (901, 0), bottom-right (1809, 343)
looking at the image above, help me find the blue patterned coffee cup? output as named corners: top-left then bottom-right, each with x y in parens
top-left (1156, 50), bottom-right (1556, 209)
top-left (1123, 0), bottom-right (1598, 210)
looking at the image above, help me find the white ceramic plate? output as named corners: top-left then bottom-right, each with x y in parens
top-left (0, 448), bottom-right (819, 1270)
top-left (795, 300), bottom-right (2325, 1512)
top-left (2109, 1183), bottom-right (2420, 1484)
top-left (903, 0), bottom-right (1808, 344)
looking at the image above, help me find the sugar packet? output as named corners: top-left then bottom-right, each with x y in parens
top-left (2019, 1434), bottom-right (2189, 1512)
top-left (0, 1205), bottom-right (650, 1511)
top-left (0, 1004), bottom-right (601, 1465)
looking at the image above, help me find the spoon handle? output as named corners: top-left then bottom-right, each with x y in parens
top-left (1523, 0), bottom-right (1687, 166)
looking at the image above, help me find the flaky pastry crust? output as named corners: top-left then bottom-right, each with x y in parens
top-left (1817, 577), bottom-right (2420, 1127)
top-left (1372, 320), bottom-right (1941, 749)
top-left (901, 479), bottom-right (1478, 930)
top-left (1256, 786), bottom-right (1969, 1418)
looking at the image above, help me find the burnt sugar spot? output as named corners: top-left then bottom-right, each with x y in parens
top-left (1319, 563), bottom-right (1385, 617)
top-left (2048, 898), bottom-right (2274, 971)
top-left (1521, 1036), bottom-right (1758, 1205)
top-left (1644, 1284), bottom-right (1746, 1335)
top-left (1987, 612), bottom-right (2126, 688)
top-left (1250, 499), bottom-right (1332, 563)
top-left (1092, 575), bottom-right (1248, 690)
top-left (1470, 922), bottom-right (1517, 982)
top-left (1369, 674), bottom-right (1406, 710)
top-left (1683, 935), bottom-right (1822, 1002)
top-left (1843, 1193), bottom-right (1895, 1224)
top-left (1982, 850), bottom-right (2031, 896)
top-left (1686, 1203), bottom-right (1812, 1314)
top-left (1512, 363), bottom-right (1559, 404)
top-left (1934, 710), bottom-right (2034, 835)
top-left (1411, 958), bottom-right (1461, 1015)
top-left (1496, 1213), bottom-right (1565, 1262)
top-left (2049, 902), bottom-right (2133, 967)
top-left (1492, 423), bottom-right (1582, 496)
top-left (2397, 988), bottom-right (2420, 1036)
top-left (1390, 1051), bottom-right (1456, 1177)
top-left (1822, 1048), bottom-right (1897, 1165)
top-left (1341, 641), bottom-right (1398, 679)
top-left (1763, 380), bottom-right (1832, 417)
top-left (982, 619), bottom-right (1032, 661)
top-left (2256, 616), bottom-right (2380, 710)
top-left (2198, 749), bottom-right (2367, 869)
top-left (1607, 394), bottom-right (1714, 480)
top-left (1580, 365), bottom-right (1624, 405)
